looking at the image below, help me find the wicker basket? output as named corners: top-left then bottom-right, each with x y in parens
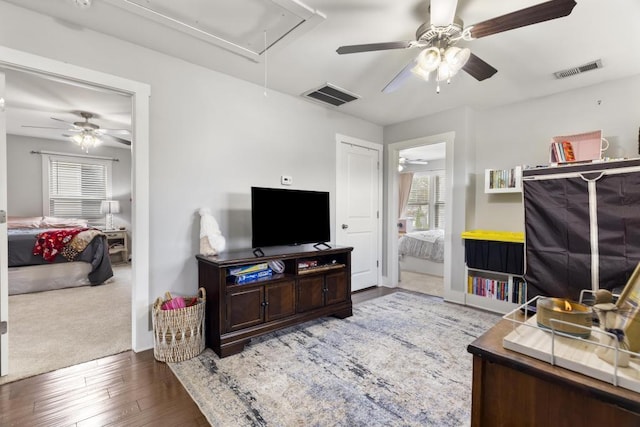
top-left (152, 287), bottom-right (206, 363)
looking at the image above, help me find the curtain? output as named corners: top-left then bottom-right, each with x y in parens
top-left (398, 172), bottom-right (414, 218)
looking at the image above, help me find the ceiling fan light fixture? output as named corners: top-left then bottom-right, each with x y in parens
top-left (416, 47), bottom-right (441, 72)
top-left (411, 63), bottom-right (432, 81)
top-left (436, 62), bottom-right (452, 82)
top-left (444, 46), bottom-right (471, 72)
top-left (71, 130), bottom-right (101, 153)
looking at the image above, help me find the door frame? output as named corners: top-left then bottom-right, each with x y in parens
top-left (0, 46), bottom-right (152, 360)
top-left (386, 132), bottom-right (455, 296)
top-left (0, 71), bottom-right (6, 375)
top-left (335, 133), bottom-right (383, 290)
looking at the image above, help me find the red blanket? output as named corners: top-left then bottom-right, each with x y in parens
top-left (33, 228), bottom-right (89, 262)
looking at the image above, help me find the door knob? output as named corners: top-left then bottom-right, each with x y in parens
top-left (342, 224), bottom-right (349, 229)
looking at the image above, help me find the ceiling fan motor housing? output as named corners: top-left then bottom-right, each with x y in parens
top-left (415, 16), bottom-right (465, 48)
top-left (75, 112), bottom-right (99, 130)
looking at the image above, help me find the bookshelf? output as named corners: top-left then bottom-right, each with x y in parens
top-left (465, 267), bottom-right (526, 314)
top-left (462, 230), bottom-right (526, 314)
top-left (484, 166), bottom-right (522, 193)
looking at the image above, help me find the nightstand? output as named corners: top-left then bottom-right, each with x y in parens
top-left (104, 229), bottom-right (129, 264)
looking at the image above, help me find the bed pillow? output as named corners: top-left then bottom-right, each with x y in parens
top-left (41, 216), bottom-right (89, 228)
top-left (7, 216), bottom-right (43, 229)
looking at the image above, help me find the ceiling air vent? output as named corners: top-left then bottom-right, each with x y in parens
top-left (302, 84), bottom-right (359, 107)
top-left (553, 59), bottom-right (603, 79)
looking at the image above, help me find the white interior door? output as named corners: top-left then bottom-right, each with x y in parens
top-left (336, 135), bottom-right (382, 292)
top-left (0, 71), bottom-right (8, 376)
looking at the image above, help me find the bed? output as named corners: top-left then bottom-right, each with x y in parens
top-left (7, 216), bottom-right (114, 295)
top-left (398, 229), bottom-right (445, 277)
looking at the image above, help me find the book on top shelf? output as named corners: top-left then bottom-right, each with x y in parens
top-left (549, 140), bottom-right (576, 163)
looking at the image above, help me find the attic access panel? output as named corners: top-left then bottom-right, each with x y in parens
top-left (105, 0), bottom-right (325, 62)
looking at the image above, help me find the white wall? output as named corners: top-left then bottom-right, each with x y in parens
top-left (0, 3), bottom-right (382, 304)
top-left (6, 135), bottom-right (132, 230)
top-left (474, 74), bottom-right (640, 231)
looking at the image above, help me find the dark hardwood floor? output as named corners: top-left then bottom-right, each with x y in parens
top-left (0, 286), bottom-right (397, 426)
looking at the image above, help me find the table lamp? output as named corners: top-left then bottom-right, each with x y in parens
top-left (100, 200), bottom-right (120, 230)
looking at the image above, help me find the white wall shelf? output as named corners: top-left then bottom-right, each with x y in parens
top-left (485, 166), bottom-right (522, 193)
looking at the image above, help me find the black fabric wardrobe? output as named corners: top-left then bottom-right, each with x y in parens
top-left (522, 159), bottom-right (640, 301)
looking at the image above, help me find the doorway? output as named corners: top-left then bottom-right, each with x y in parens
top-left (2, 67), bottom-right (133, 382)
top-left (0, 45), bottom-right (150, 377)
top-left (387, 132), bottom-right (455, 299)
top-left (397, 143), bottom-right (446, 297)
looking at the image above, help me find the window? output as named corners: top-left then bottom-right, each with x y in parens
top-left (43, 154), bottom-right (112, 226)
top-left (406, 170), bottom-right (445, 230)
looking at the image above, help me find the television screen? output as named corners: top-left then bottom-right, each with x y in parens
top-left (251, 186), bottom-right (330, 248)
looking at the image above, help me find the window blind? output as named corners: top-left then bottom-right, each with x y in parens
top-left (406, 170), bottom-right (446, 230)
top-left (407, 175), bottom-right (430, 230)
top-left (47, 157), bottom-right (110, 220)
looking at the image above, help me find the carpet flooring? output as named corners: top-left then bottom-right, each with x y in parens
top-left (398, 270), bottom-right (444, 297)
top-left (0, 265), bottom-right (131, 385)
top-left (169, 291), bottom-right (500, 426)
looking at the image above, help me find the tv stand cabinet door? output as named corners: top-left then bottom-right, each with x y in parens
top-left (265, 280), bottom-right (296, 322)
top-left (226, 286), bottom-right (265, 331)
top-left (297, 276), bottom-right (325, 312)
top-left (325, 271), bottom-right (348, 306)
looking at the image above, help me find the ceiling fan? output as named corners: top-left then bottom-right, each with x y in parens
top-left (398, 157), bottom-right (429, 171)
top-left (23, 111), bottom-right (132, 151)
top-left (400, 157), bottom-right (429, 165)
top-left (336, 0), bottom-right (577, 93)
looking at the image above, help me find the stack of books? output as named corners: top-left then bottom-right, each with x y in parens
top-left (298, 260), bottom-right (318, 270)
top-left (550, 140), bottom-right (576, 163)
top-left (228, 262), bottom-right (273, 284)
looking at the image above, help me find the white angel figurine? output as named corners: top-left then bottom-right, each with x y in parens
top-left (199, 208), bottom-right (226, 256)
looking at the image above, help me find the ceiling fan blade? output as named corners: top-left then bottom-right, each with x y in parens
top-left (22, 125), bottom-right (70, 130)
top-left (462, 53), bottom-right (498, 81)
top-left (430, 0), bottom-right (458, 26)
top-left (50, 117), bottom-right (79, 127)
top-left (468, 0), bottom-right (577, 39)
top-left (96, 128), bottom-right (132, 136)
top-left (102, 134), bottom-right (132, 146)
top-left (337, 41), bottom-right (413, 55)
top-left (382, 59), bottom-right (417, 93)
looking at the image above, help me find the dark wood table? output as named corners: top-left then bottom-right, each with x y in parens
top-left (467, 318), bottom-right (640, 426)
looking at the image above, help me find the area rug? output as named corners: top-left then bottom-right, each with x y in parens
top-left (0, 265), bottom-right (131, 385)
top-left (169, 291), bottom-right (500, 426)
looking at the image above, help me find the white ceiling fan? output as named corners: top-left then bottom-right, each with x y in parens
top-left (23, 111), bottom-right (131, 152)
top-left (398, 157), bottom-right (429, 171)
top-left (337, 0), bottom-right (577, 93)
top-left (400, 157), bottom-right (429, 165)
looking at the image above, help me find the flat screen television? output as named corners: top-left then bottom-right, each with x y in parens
top-left (251, 186), bottom-right (330, 248)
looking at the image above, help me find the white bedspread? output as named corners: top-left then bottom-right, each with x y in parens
top-left (398, 230), bottom-right (445, 262)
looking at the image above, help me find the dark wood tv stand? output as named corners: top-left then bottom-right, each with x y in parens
top-left (196, 244), bottom-right (353, 358)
